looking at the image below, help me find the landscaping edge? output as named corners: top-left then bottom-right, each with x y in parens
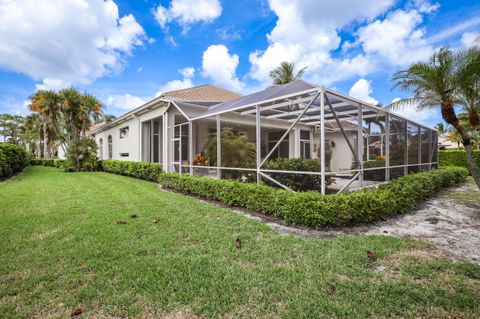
top-left (29, 159), bottom-right (468, 229)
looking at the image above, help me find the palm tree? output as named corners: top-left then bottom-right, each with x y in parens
top-left (434, 122), bottom-right (447, 134)
top-left (391, 47), bottom-right (480, 188)
top-left (456, 48), bottom-right (480, 131)
top-left (59, 89), bottom-right (102, 140)
top-left (23, 114), bottom-right (43, 157)
top-left (269, 62), bottom-right (307, 85)
top-left (29, 90), bottom-right (62, 158)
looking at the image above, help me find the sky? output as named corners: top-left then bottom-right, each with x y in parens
top-left (0, 0), bottom-right (479, 127)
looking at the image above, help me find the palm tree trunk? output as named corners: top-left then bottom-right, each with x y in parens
top-left (451, 121), bottom-right (480, 188)
top-left (35, 139), bottom-right (41, 158)
top-left (43, 123), bottom-right (50, 158)
top-left (442, 102), bottom-right (480, 188)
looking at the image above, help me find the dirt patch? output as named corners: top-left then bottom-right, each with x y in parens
top-left (362, 180), bottom-right (480, 264)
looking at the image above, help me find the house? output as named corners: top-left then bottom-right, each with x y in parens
top-left (91, 80), bottom-right (438, 194)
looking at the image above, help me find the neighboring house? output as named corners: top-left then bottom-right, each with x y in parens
top-left (438, 133), bottom-right (461, 150)
top-left (90, 80), bottom-right (438, 193)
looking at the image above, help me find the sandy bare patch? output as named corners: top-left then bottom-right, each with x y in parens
top-left (362, 181), bottom-right (480, 264)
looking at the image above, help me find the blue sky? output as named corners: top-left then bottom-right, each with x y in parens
top-left (0, 0), bottom-right (479, 127)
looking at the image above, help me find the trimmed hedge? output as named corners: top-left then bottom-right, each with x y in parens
top-left (439, 150), bottom-right (480, 169)
top-left (31, 158), bottom-right (468, 228)
top-left (157, 166), bottom-right (468, 228)
top-left (0, 143), bottom-right (29, 178)
top-left (31, 158), bottom-right (67, 168)
top-left (102, 160), bottom-right (162, 182)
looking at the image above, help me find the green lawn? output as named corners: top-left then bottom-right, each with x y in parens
top-left (0, 166), bottom-right (479, 318)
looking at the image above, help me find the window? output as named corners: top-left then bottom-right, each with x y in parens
top-left (300, 130), bottom-right (311, 159)
top-left (108, 135), bottom-right (112, 159)
top-left (99, 138), bottom-right (103, 160)
top-left (268, 131), bottom-right (289, 159)
top-left (119, 126), bottom-right (129, 139)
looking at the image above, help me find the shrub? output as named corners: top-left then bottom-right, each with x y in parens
top-left (0, 143), bottom-right (29, 178)
top-left (439, 150), bottom-right (480, 169)
top-left (102, 160), bottom-right (162, 182)
top-left (65, 137), bottom-right (98, 172)
top-left (31, 158), bottom-right (67, 168)
top-left (264, 158), bottom-right (334, 191)
top-left (156, 165), bottom-right (468, 228)
top-left (202, 127), bottom-right (256, 180)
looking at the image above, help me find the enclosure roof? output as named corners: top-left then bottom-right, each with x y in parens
top-left (161, 84), bottom-right (242, 103)
top-left (198, 80), bottom-right (319, 118)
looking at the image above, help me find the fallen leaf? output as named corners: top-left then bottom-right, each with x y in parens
top-left (235, 238), bottom-right (242, 249)
top-left (327, 284), bottom-right (335, 295)
top-left (152, 219), bottom-right (159, 224)
top-left (366, 250), bottom-right (376, 260)
top-left (70, 306), bottom-right (85, 317)
top-left (116, 220), bottom-right (127, 225)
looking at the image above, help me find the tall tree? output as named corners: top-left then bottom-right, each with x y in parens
top-left (456, 48), bottom-right (480, 131)
top-left (391, 47), bottom-right (480, 188)
top-left (0, 114), bottom-right (24, 144)
top-left (23, 113), bottom-right (43, 157)
top-left (434, 122), bottom-right (446, 134)
top-left (269, 62), bottom-right (307, 85)
top-left (29, 90), bottom-right (61, 158)
top-left (59, 88), bottom-right (102, 142)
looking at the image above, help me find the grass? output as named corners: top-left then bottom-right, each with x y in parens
top-left (444, 177), bottom-right (480, 209)
top-left (0, 166), bottom-right (479, 318)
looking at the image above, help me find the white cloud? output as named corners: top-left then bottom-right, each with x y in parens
top-left (349, 78), bottom-right (378, 105)
top-left (165, 35), bottom-right (178, 47)
top-left (105, 67), bottom-right (196, 113)
top-left (248, 0), bottom-right (395, 85)
top-left (202, 45), bottom-right (244, 90)
top-left (412, 0), bottom-right (440, 13)
top-left (356, 7), bottom-right (434, 67)
top-left (390, 97), bottom-right (440, 125)
top-left (0, 0), bottom-right (146, 88)
top-left (428, 16), bottom-right (480, 44)
top-left (35, 79), bottom-right (71, 91)
top-left (0, 96), bottom-right (30, 116)
top-left (155, 67), bottom-right (195, 96)
top-left (105, 93), bottom-right (149, 112)
top-left (153, 0), bottom-right (222, 33)
top-left (216, 28), bottom-right (242, 41)
top-left (461, 31), bottom-right (479, 48)
top-left (248, 0), bottom-right (443, 88)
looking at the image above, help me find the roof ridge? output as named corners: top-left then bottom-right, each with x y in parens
top-left (162, 84), bottom-right (211, 94)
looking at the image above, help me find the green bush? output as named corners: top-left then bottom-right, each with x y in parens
top-left (439, 150), bottom-right (480, 169)
top-left (31, 158), bottom-right (67, 168)
top-left (264, 158), bottom-right (334, 191)
top-left (102, 160), bottom-right (162, 182)
top-left (64, 137), bottom-right (98, 172)
top-left (156, 166), bottom-right (468, 228)
top-left (0, 143), bottom-right (29, 178)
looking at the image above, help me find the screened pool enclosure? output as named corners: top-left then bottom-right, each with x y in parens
top-left (164, 80), bottom-right (438, 194)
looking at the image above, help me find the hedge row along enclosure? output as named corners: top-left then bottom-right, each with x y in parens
top-left (30, 159), bottom-right (468, 227)
top-left (157, 166), bottom-right (467, 227)
top-left (0, 143), bottom-right (29, 178)
top-left (439, 150), bottom-right (480, 169)
top-left (63, 160), bottom-right (466, 228)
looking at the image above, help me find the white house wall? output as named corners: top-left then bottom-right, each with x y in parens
top-left (324, 131), bottom-right (356, 172)
top-left (94, 104), bottom-right (168, 162)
